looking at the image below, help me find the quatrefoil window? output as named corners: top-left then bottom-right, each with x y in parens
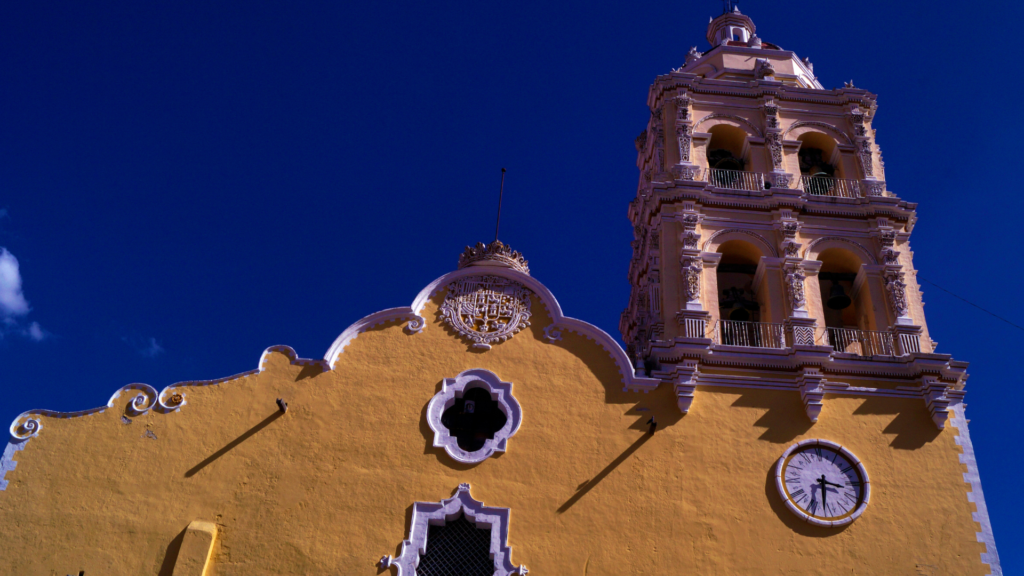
top-left (441, 388), bottom-right (509, 453)
top-left (427, 369), bottom-right (522, 463)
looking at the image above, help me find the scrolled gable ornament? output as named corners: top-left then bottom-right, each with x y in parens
top-left (440, 276), bottom-right (533, 350)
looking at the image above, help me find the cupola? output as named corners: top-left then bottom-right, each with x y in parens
top-left (706, 6), bottom-right (756, 46)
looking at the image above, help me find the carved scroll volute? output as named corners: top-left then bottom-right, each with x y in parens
top-left (875, 222), bottom-right (912, 323)
top-left (681, 256), bottom-right (702, 304)
top-left (784, 262), bottom-right (807, 313)
top-left (878, 229), bottom-right (900, 266)
top-left (776, 213), bottom-right (809, 318)
top-left (884, 269), bottom-right (910, 319)
top-left (762, 99), bottom-right (785, 173)
top-left (675, 94), bottom-right (693, 164)
top-left (848, 108), bottom-right (875, 178)
top-left (678, 209), bottom-right (704, 310)
top-left (651, 106), bottom-right (665, 174)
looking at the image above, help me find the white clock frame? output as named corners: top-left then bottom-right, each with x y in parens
top-left (774, 438), bottom-right (870, 527)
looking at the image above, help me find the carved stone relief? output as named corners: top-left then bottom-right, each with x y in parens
top-left (682, 256), bottom-right (702, 303)
top-left (440, 276), bottom-right (532, 350)
top-left (884, 269), bottom-right (909, 318)
top-left (784, 262), bottom-right (807, 311)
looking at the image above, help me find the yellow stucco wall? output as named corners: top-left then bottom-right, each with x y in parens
top-left (0, 293), bottom-right (985, 575)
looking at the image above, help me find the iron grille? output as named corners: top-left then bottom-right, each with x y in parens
top-left (416, 514), bottom-right (495, 576)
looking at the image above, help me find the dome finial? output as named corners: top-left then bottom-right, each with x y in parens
top-left (458, 240), bottom-right (530, 275)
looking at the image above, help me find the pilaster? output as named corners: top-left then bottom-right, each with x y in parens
top-left (671, 91), bottom-right (702, 181)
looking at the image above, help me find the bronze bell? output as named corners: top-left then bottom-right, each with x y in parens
top-left (827, 281), bottom-right (852, 310)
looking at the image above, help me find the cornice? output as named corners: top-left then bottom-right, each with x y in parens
top-left (649, 75), bottom-right (876, 110)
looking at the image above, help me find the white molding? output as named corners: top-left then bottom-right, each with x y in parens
top-left (4, 269), bottom-right (659, 457)
top-left (701, 228), bottom-right (779, 257)
top-left (693, 112), bottom-right (764, 137)
top-left (323, 266), bottom-right (659, 391)
top-left (782, 121), bottom-right (853, 145)
top-left (950, 402), bottom-right (1002, 575)
top-left (384, 483), bottom-right (527, 576)
top-left (426, 369), bottom-right (523, 464)
top-left (802, 236), bottom-right (878, 265)
top-left (774, 438), bottom-right (870, 527)
top-left (0, 440), bottom-right (27, 491)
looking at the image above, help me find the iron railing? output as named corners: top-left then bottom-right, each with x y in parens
top-left (713, 320), bottom-right (786, 349)
top-left (801, 175), bottom-right (861, 198)
top-left (707, 168), bottom-right (765, 192)
top-left (824, 327), bottom-right (896, 356)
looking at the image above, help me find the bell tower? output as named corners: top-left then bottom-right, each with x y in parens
top-left (622, 7), bottom-right (948, 418)
top-left (618, 12), bottom-right (1001, 570)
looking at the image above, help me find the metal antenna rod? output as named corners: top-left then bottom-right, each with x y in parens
top-left (494, 168), bottom-right (506, 242)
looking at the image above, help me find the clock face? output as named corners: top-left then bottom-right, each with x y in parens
top-left (775, 439), bottom-right (870, 527)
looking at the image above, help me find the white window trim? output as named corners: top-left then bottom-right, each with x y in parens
top-left (380, 483), bottom-right (527, 575)
top-left (426, 369), bottom-right (523, 464)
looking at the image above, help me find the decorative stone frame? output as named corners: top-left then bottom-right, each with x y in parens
top-left (774, 438), bottom-right (871, 527)
top-left (380, 483), bottom-right (528, 575)
top-left (426, 369), bottom-right (523, 464)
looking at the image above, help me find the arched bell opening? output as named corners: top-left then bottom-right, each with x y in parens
top-left (797, 132), bottom-right (844, 196)
top-left (816, 248), bottom-right (890, 355)
top-left (707, 124), bottom-right (751, 187)
top-left (715, 239), bottom-right (777, 347)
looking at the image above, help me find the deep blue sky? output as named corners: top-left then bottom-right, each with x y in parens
top-left (2, 0), bottom-right (1021, 569)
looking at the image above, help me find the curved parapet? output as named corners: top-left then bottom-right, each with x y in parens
top-left (6, 268), bottom-right (656, 449)
top-left (323, 266), bottom-right (659, 391)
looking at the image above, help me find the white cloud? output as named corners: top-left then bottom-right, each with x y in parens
top-left (123, 335), bottom-right (165, 358)
top-left (26, 321), bottom-right (46, 341)
top-left (142, 337), bottom-right (164, 357)
top-left (0, 248), bottom-right (30, 317)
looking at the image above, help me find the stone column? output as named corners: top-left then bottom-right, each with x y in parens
top-left (675, 207), bottom-right (711, 339)
top-left (775, 212), bottom-right (818, 346)
top-left (848, 107), bottom-right (885, 195)
top-left (672, 92), bottom-right (701, 180)
top-left (873, 223), bottom-right (922, 355)
top-left (651, 106), bottom-right (666, 180)
top-left (762, 98), bottom-right (793, 189)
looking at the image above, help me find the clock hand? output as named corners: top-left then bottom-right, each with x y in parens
top-left (818, 475), bottom-right (828, 514)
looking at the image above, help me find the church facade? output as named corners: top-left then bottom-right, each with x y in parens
top-left (0, 8), bottom-right (1001, 576)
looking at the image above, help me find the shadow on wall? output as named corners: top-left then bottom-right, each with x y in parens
top-left (728, 389), bottom-right (814, 444)
top-left (156, 526), bottom-right (188, 576)
top-left (852, 397), bottom-right (941, 450)
top-left (763, 464), bottom-right (849, 538)
top-left (184, 410), bottom-right (284, 478)
top-left (558, 385), bottom-right (685, 513)
top-left (557, 432), bottom-right (653, 513)
top-left (295, 363), bottom-right (324, 381)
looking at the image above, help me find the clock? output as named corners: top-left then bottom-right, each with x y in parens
top-left (775, 439), bottom-right (870, 527)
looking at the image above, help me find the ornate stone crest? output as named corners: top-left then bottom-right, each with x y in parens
top-left (440, 276), bottom-right (532, 350)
